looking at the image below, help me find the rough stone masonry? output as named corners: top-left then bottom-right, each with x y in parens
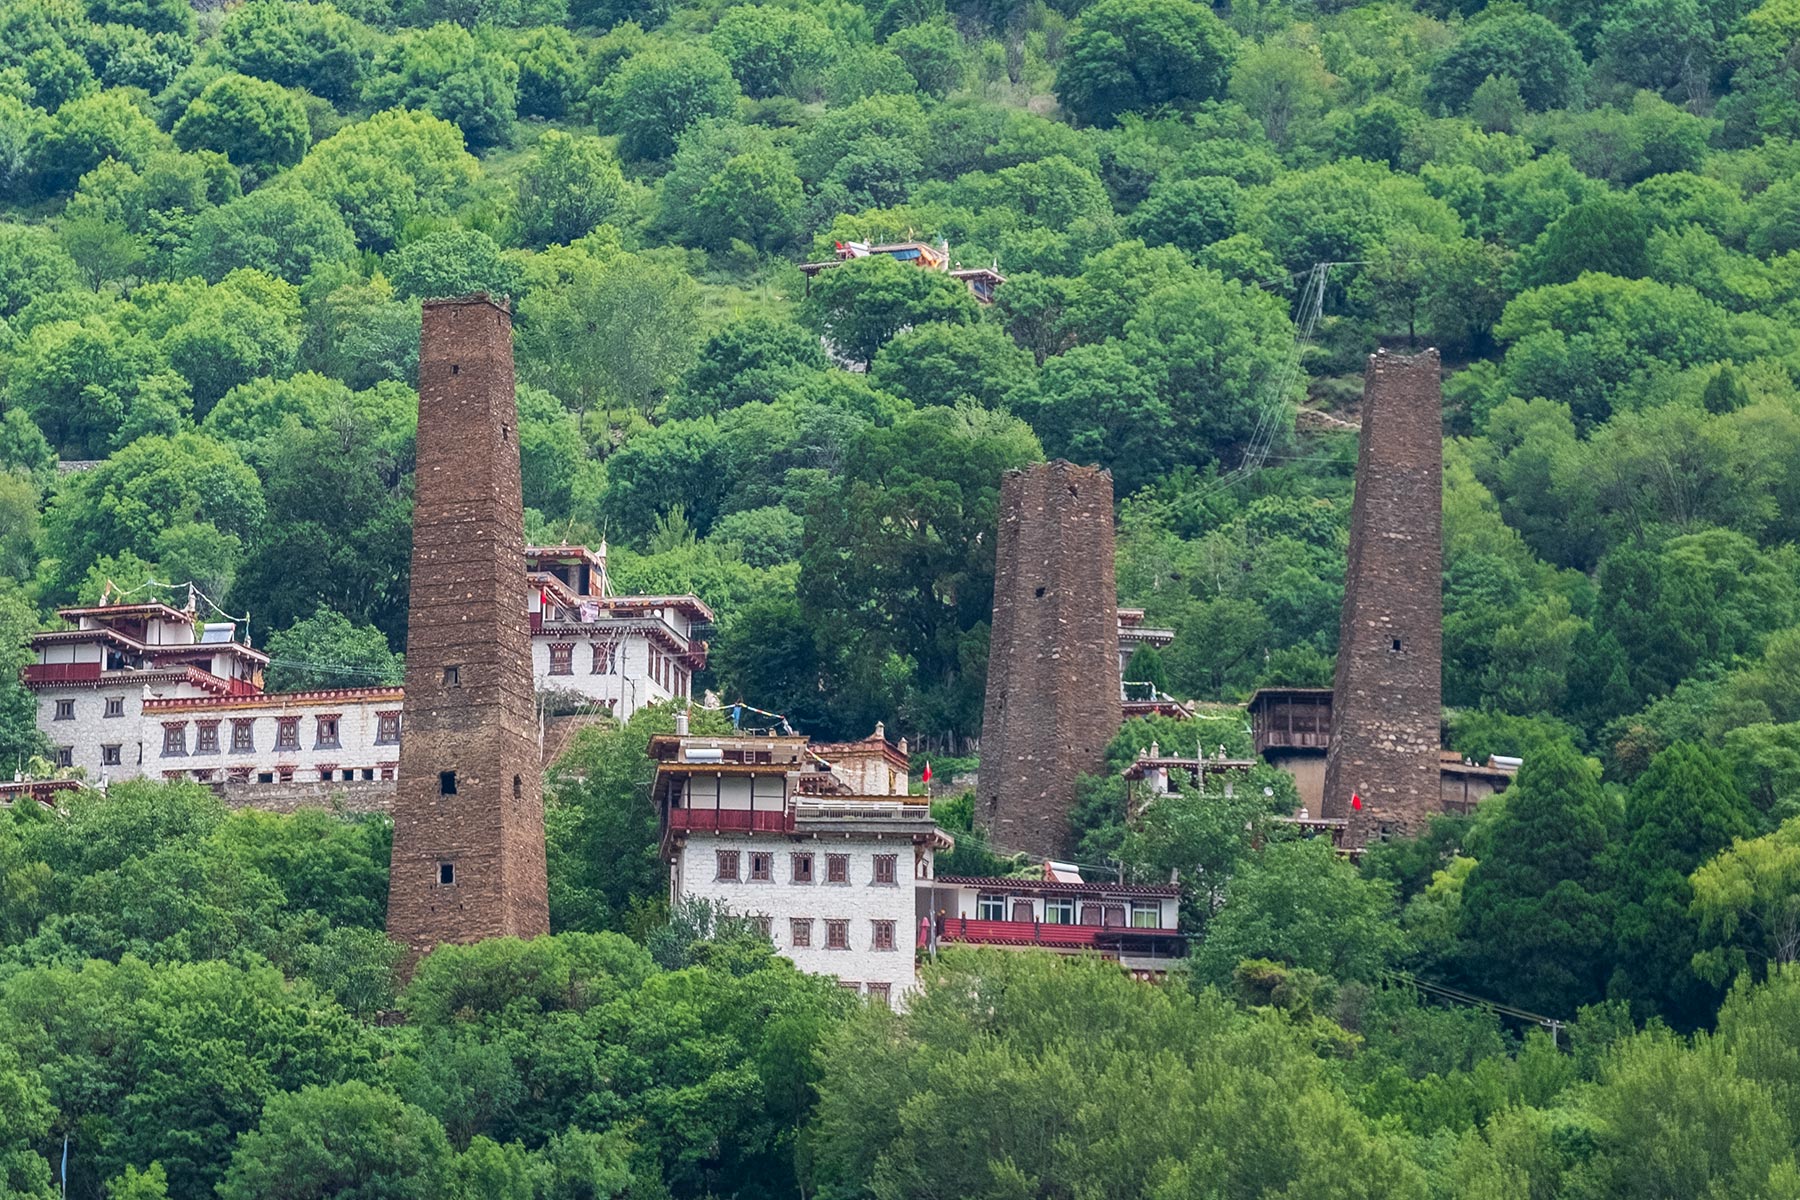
top-left (386, 295), bottom-right (549, 963)
top-left (978, 461), bottom-right (1119, 859)
top-left (1322, 349), bottom-right (1444, 846)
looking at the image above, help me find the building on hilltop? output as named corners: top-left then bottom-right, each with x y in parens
top-left (386, 293), bottom-right (548, 961)
top-left (527, 543), bottom-right (710, 721)
top-left (651, 721), bottom-right (946, 1004)
top-left (797, 239), bottom-right (1006, 304)
top-left (978, 461), bottom-right (1120, 860)
top-left (1322, 349), bottom-right (1446, 846)
top-left (24, 543), bottom-right (706, 792)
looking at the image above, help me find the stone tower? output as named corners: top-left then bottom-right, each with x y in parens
top-left (978, 461), bottom-right (1118, 859)
top-left (1322, 349), bottom-right (1444, 845)
top-left (387, 295), bottom-right (549, 962)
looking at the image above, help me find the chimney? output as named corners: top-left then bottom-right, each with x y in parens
top-left (675, 708), bottom-right (689, 736)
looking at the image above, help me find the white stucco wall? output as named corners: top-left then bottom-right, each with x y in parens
top-left (675, 831), bottom-right (925, 998)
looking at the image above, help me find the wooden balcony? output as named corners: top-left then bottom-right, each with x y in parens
top-left (934, 917), bottom-right (1187, 958)
top-left (22, 662), bottom-right (101, 685)
top-left (666, 808), bottom-right (794, 834)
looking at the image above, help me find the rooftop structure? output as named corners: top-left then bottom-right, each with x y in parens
top-left (797, 240), bottom-right (1006, 304)
top-left (651, 723), bottom-right (945, 1003)
top-left (1118, 609), bottom-right (1191, 719)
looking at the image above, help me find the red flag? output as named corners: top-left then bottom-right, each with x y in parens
top-left (1351, 792), bottom-right (1363, 811)
top-left (921, 761), bottom-right (932, 784)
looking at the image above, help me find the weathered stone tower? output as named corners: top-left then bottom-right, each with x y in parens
top-left (1322, 349), bottom-right (1444, 845)
top-left (978, 461), bottom-right (1118, 859)
top-left (387, 295), bottom-right (549, 962)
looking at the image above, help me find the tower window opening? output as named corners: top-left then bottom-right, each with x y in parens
top-left (440, 770), bottom-right (457, 795)
top-left (1391, 639), bottom-right (1402, 652)
top-left (438, 862), bottom-right (455, 885)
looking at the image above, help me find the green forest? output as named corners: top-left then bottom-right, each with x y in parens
top-left (2, 0), bottom-right (1800, 1190)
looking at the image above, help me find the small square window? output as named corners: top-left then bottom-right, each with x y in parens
top-left (549, 644), bottom-right (573, 676)
top-left (376, 712), bottom-right (401, 744)
top-left (749, 852), bottom-right (773, 880)
top-left (275, 717), bottom-right (300, 752)
top-left (104, 697), bottom-right (124, 718)
top-left (315, 716), bottom-right (340, 749)
top-left (443, 665), bottom-right (461, 687)
top-left (439, 770), bottom-right (457, 795)
top-left (380, 765), bottom-right (396, 781)
top-left (438, 862), bottom-right (455, 885)
top-left (826, 854), bottom-right (849, 884)
top-left (791, 853), bottom-right (814, 883)
top-left (790, 918), bottom-right (813, 947)
top-left (590, 644), bottom-right (614, 674)
top-left (977, 893), bottom-right (1007, 921)
top-left (257, 771), bottom-right (274, 784)
top-left (53, 699), bottom-right (73, 721)
top-left (55, 746), bottom-right (73, 768)
top-left (195, 722), bottom-right (219, 753)
top-left (278, 767), bottom-right (294, 783)
top-left (866, 983), bottom-right (892, 1007)
top-left (752, 915), bottom-right (772, 938)
top-left (825, 919), bottom-right (849, 950)
top-left (716, 850), bottom-right (740, 882)
top-left (101, 744), bottom-right (121, 766)
top-left (1391, 638), bottom-right (1403, 652)
top-left (871, 920), bottom-right (896, 951)
top-left (873, 854), bottom-right (897, 885)
top-left (162, 724), bottom-right (187, 757)
top-left (1044, 897), bottom-right (1075, 925)
top-left (230, 720), bottom-right (255, 753)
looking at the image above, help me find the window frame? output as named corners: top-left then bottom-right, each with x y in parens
top-left (789, 917), bottom-right (813, 947)
top-left (375, 711), bottom-right (401, 745)
top-left (790, 853), bottom-right (814, 883)
top-left (872, 853), bottom-right (897, 885)
top-left (825, 919), bottom-right (849, 950)
top-left (749, 851), bottom-right (773, 881)
top-left (871, 920), bottom-right (896, 951)
top-left (825, 853), bottom-right (849, 884)
top-left (716, 849), bottom-right (741, 882)
top-left (194, 721), bottom-right (220, 753)
top-left (1130, 900), bottom-right (1162, 929)
top-left (161, 722), bottom-right (187, 757)
top-left (52, 699), bottom-right (73, 721)
top-left (548, 643), bottom-right (574, 676)
top-left (1043, 896), bottom-right (1076, 925)
top-left (229, 719), bottom-right (255, 753)
top-left (101, 744), bottom-right (122, 766)
top-left (314, 715), bottom-right (341, 749)
top-left (103, 697), bottom-right (124, 718)
top-left (274, 716), bottom-right (301, 752)
top-left (976, 893), bottom-right (1007, 921)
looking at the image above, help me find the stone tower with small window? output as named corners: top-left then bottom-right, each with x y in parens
top-left (1322, 349), bottom-right (1444, 845)
top-left (977, 461), bottom-right (1119, 859)
top-left (387, 295), bottom-right (549, 963)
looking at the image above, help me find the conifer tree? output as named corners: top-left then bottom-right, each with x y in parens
top-left (1608, 743), bottom-right (1757, 1028)
top-left (1457, 741), bottom-right (1620, 1015)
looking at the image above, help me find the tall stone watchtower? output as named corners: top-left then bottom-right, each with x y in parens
top-left (1322, 349), bottom-right (1444, 845)
top-left (978, 461), bottom-right (1118, 859)
top-left (387, 295), bottom-right (549, 962)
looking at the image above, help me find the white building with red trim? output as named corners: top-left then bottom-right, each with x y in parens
top-left (923, 863), bottom-right (1186, 978)
top-left (527, 544), bottom-right (711, 721)
top-left (25, 544), bottom-right (711, 786)
top-left (650, 723), bottom-right (946, 1005)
